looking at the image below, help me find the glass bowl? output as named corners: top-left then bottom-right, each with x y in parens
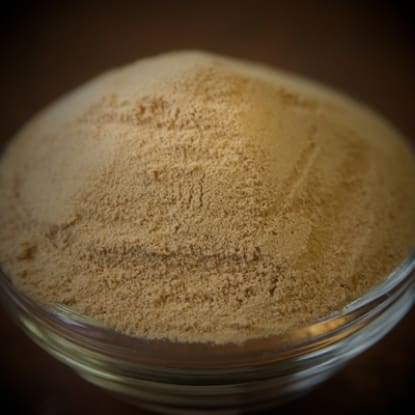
top-left (1, 251), bottom-right (415, 414)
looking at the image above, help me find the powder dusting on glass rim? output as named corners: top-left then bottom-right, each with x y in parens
top-left (0, 51), bottom-right (415, 343)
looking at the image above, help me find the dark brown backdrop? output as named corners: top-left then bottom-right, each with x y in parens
top-left (1, 1), bottom-right (415, 414)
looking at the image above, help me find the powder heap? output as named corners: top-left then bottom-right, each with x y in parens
top-left (0, 51), bottom-right (415, 343)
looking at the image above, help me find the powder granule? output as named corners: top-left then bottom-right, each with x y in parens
top-left (1, 51), bottom-right (415, 343)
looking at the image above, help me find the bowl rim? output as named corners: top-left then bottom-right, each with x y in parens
top-left (1, 249), bottom-right (415, 369)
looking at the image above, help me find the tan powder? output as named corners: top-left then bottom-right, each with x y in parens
top-left (1, 51), bottom-right (415, 343)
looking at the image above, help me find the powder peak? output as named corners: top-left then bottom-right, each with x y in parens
top-left (1, 51), bottom-right (414, 343)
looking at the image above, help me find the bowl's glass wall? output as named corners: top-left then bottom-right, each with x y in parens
top-left (1, 251), bottom-right (414, 413)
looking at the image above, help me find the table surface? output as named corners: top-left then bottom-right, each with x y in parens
top-left (1, 1), bottom-right (415, 414)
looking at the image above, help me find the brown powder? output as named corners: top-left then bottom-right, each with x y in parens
top-left (0, 51), bottom-right (415, 343)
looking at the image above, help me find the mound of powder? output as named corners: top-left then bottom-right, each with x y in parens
top-left (0, 51), bottom-right (415, 343)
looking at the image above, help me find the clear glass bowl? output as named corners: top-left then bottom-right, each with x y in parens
top-left (1, 251), bottom-right (415, 414)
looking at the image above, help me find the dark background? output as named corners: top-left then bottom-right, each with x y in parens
top-left (1, 1), bottom-right (415, 414)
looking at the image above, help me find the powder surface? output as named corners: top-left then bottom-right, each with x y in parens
top-left (1, 51), bottom-right (415, 343)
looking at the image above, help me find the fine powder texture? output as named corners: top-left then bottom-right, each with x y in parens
top-left (1, 51), bottom-right (415, 343)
